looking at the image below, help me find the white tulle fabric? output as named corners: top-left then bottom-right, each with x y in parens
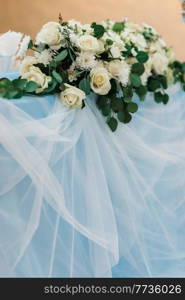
top-left (0, 34), bottom-right (185, 278)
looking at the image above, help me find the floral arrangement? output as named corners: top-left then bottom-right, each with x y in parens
top-left (0, 17), bottom-right (185, 131)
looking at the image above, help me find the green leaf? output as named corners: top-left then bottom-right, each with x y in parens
top-left (130, 73), bottom-right (141, 88)
top-left (135, 85), bottom-right (147, 96)
top-left (107, 117), bottom-right (118, 132)
top-left (79, 77), bottom-right (91, 95)
top-left (147, 77), bottom-right (161, 91)
top-left (127, 102), bottom-right (138, 113)
top-left (162, 94), bottom-right (169, 105)
top-left (52, 70), bottom-right (63, 83)
top-left (13, 79), bottom-right (27, 90)
top-left (106, 39), bottom-right (113, 45)
top-left (108, 79), bottom-right (117, 95)
top-left (112, 22), bottom-right (124, 33)
top-left (157, 75), bottom-right (168, 89)
top-left (102, 104), bottom-right (111, 116)
top-left (123, 112), bottom-right (132, 124)
top-left (132, 63), bottom-right (145, 76)
top-left (28, 40), bottom-right (34, 49)
top-left (111, 98), bottom-right (124, 112)
top-left (55, 49), bottom-right (68, 62)
top-left (136, 51), bottom-right (149, 63)
top-left (117, 111), bottom-right (125, 122)
top-left (123, 97), bottom-right (132, 103)
top-left (92, 24), bottom-right (105, 39)
top-left (25, 81), bottom-right (38, 93)
top-left (135, 85), bottom-right (147, 101)
top-left (182, 63), bottom-right (185, 73)
top-left (154, 92), bottom-right (163, 103)
top-left (122, 86), bottom-right (133, 98)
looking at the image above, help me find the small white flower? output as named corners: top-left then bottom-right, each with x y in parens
top-left (82, 24), bottom-right (94, 34)
top-left (35, 49), bottom-right (53, 66)
top-left (36, 22), bottom-right (63, 50)
top-left (77, 34), bottom-right (99, 52)
top-left (107, 60), bottom-right (130, 86)
top-left (76, 52), bottom-right (97, 69)
top-left (60, 84), bottom-right (86, 108)
top-left (67, 62), bottom-right (78, 82)
top-left (110, 46), bottom-right (121, 58)
top-left (21, 65), bottom-right (51, 93)
top-left (90, 67), bottom-right (111, 95)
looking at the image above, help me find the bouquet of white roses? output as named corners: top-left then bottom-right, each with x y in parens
top-left (0, 17), bottom-right (185, 131)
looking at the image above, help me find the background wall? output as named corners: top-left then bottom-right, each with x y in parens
top-left (0, 0), bottom-right (184, 60)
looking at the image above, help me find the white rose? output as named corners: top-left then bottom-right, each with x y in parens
top-left (36, 22), bottom-right (63, 50)
top-left (107, 60), bottom-right (130, 86)
top-left (20, 56), bottom-right (38, 75)
top-left (21, 66), bottom-right (51, 93)
top-left (60, 84), bottom-right (86, 108)
top-left (77, 35), bottom-right (99, 52)
top-left (151, 52), bottom-right (169, 74)
top-left (90, 67), bottom-right (111, 95)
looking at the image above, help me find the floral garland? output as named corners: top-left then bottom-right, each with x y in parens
top-left (0, 17), bottom-right (185, 131)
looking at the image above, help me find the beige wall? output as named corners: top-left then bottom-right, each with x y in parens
top-left (0, 0), bottom-right (184, 60)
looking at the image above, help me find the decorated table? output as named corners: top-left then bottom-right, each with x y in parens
top-left (0, 19), bottom-right (185, 278)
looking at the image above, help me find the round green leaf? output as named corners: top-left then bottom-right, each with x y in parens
top-left (132, 63), bottom-right (145, 76)
top-left (147, 78), bottom-right (161, 91)
top-left (107, 117), bottom-right (118, 132)
top-left (130, 73), bottom-right (141, 88)
top-left (123, 112), bottom-right (132, 124)
top-left (162, 94), bottom-right (169, 105)
top-left (117, 111), bottom-right (125, 122)
top-left (154, 92), bottom-right (163, 103)
top-left (127, 102), bottom-right (138, 113)
top-left (136, 51), bottom-right (149, 63)
top-left (102, 105), bottom-right (111, 116)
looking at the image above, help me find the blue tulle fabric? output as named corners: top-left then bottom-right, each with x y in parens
top-left (0, 67), bottom-right (185, 278)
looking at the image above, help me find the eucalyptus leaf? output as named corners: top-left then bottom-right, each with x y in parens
top-left (127, 102), bottom-right (138, 113)
top-left (25, 81), bottom-right (38, 93)
top-left (107, 117), bottom-right (118, 132)
top-left (130, 73), bottom-right (141, 88)
top-left (13, 79), bottom-right (27, 90)
top-left (52, 70), bottom-right (63, 83)
top-left (117, 111), bottom-right (125, 122)
top-left (162, 94), bottom-right (169, 104)
top-left (55, 49), bottom-right (68, 62)
top-left (136, 51), bottom-right (149, 63)
top-left (92, 24), bottom-right (105, 39)
top-left (112, 22), bottom-right (124, 33)
top-left (132, 63), bottom-right (145, 76)
top-left (79, 77), bottom-right (91, 94)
